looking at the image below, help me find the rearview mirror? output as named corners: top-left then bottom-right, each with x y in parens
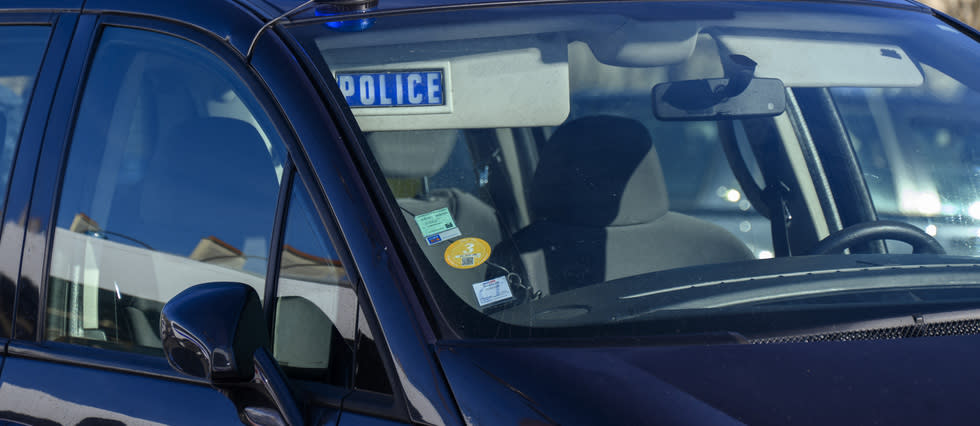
top-left (653, 77), bottom-right (786, 121)
top-left (160, 282), bottom-right (303, 426)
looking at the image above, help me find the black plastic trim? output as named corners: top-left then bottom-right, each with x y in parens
top-left (750, 307), bottom-right (980, 343)
top-left (264, 161), bottom-right (295, 331)
top-left (281, 0), bottom-right (929, 27)
top-left (14, 13), bottom-right (97, 342)
top-left (342, 389), bottom-right (407, 422)
top-left (0, 13), bottom-right (69, 341)
top-left (931, 7), bottom-right (980, 44)
top-left (292, 379), bottom-right (349, 409)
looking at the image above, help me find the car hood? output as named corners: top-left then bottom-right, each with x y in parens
top-left (435, 334), bottom-right (980, 425)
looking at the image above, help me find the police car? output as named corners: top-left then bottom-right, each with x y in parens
top-left (2, 0), bottom-right (980, 424)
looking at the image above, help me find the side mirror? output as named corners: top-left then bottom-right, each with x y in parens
top-left (160, 282), bottom-right (303, 426)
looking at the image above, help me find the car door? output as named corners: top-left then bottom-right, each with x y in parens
top-left (0, 11), bottom-right (360, 423)
top-left (0, 9), bottom-right (76, 424)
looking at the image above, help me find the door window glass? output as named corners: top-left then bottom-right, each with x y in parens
top-left (353, 307), bottom-right (392, 394)
top-left (0, 25), bottom-right (50, 210)
top-left (272, 179), bottom-right (354, 386)
top-left (45, 27), bottom-right (286, 354)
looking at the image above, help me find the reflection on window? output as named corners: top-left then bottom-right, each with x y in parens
top-left (273, 180), bottom-right (354, 386)
top-left (45, 28), bottom-right (285, 353)
top-left (354, 307), bottom-right (392, 394)
top-left (0, 26), bottom-right (49, 213)
top-left (836, 78), bottom-right (980, 256)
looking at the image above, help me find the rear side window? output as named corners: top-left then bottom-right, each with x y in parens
top-left (45, 27), bottom-right (287, 354)
top-left (0, 25), bottom-right (49, 211)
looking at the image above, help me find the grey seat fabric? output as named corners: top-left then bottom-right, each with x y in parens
top-left (124, 298), bottom-right (163, 347)
top-left (367, 130), bottom-right (503, 308)
top-left (492, 115), bottom-right (754, 296)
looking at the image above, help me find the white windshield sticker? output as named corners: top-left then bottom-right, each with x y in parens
top-left (473, 276), bottom-right (513, 307)
top-left (415, 208), bottom-right (461, 245)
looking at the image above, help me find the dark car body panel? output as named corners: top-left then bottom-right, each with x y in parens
top-left (0, 0), bottom-right (83, 12)
top-left (438, 336), bottom-right (980, 425)
top-left (0, 355), bottom-right (237, 424)
top-left (83, 0), bottom-right (265, 56)
top-left (0, 0), bottom-right (978, 424)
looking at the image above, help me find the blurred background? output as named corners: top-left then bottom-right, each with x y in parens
top-left (923, 0), bottom-right (980, 28)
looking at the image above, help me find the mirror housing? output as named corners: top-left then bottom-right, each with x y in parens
top-left (160, 282), bottom-right (303, 426)
top-left (653, 77), bottom-right (786, 121)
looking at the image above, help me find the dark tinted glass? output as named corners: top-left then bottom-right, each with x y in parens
top-left (0, 25), bottom-right (50, 212)
top-left (354, 307), bottom-right (392, 394)
top-left (46, 27), bottom-right (286, 353)
top-left (273, 180), bottom-right (354, 386)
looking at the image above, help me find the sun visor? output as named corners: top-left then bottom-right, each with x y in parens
top-left (328, 35), bottom-right (570, 131)
top-left (586, 21), bottom-right (698, 67)
top-left (716, 34), bottom-right (924, 88)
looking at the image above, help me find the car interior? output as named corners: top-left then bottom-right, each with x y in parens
top-left (299, 3), bottom-right (980, 324)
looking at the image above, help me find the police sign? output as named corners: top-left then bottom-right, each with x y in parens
top-left (336, 70), bottom-right (445, 108)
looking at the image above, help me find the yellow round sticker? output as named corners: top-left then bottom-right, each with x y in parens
top-left (444, 237), bottom-right (491, 269)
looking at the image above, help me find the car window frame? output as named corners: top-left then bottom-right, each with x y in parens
top-left (7, 12), bottom-right (357, 390)
top-left (0, 12), bottom-right (76, 343)
top-left (267, 24), bottom-right (435, 423)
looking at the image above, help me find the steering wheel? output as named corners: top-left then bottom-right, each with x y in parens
top-left (807, 220), bottom-right (946, 255)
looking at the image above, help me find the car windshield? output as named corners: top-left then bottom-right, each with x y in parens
top-left (286, 1), bottom-right (980, 340)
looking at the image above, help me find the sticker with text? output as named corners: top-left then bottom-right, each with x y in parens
top-left (444, 237), bottom-right (491, 269)
top-left (473, 276), bottom-right (513, 307)
top-left (414, 208), bottom-right (461, 245)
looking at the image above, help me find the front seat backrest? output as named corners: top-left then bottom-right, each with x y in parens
top-left (493, 115), bottom-right (754, 295)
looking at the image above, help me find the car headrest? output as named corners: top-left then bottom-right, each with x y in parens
top-left (531, 115), bottom-right (669, 227)
top-left (366, 130), bottom-right (458, 178)
top-left (140, 117), bottom-right (280, 254)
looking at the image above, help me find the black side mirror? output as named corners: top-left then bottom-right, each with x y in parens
top-left (160, 282), bottom-right (303, 426)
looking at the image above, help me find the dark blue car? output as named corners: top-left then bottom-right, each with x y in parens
top-left (1, 0), bottom-right (980, 424)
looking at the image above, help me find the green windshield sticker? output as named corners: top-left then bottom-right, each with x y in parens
top-left (415, 208), bottom-right (461, 245)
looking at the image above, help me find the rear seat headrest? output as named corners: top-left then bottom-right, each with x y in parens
top-left (366, 130), bottom-right (459, 178)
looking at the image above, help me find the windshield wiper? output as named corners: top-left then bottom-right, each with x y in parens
top-left (748, 308), bottom-right (980, 344)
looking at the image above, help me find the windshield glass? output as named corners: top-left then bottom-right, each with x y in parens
top-left (286, 1), bottom-right (980, 339)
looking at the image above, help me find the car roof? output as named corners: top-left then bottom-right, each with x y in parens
top-left (246, 0), bottom-right (928, 20)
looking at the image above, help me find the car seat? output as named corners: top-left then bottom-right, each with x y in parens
top-left (492, 115), bottom-right (754, 296)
